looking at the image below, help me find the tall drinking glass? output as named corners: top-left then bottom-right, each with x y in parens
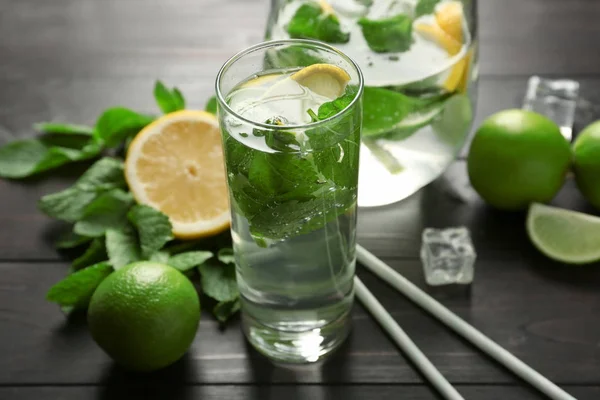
top-left (216, 40), bottom-right (363, 363)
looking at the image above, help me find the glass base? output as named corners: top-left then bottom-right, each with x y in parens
top-left (242, 311), bottom-right (351, 363)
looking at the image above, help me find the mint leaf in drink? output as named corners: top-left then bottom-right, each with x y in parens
top-left (227, 174), bottom-right (266, 220)
top-left (34, 122), bottom-right (94, 136)
top-left (168, 251), bottom-right (213, 272)
top-left (105, 226), bottom-right (141, 270)
top-left (39, 158), bottom-right (126, 222)
top-left (415, 0), bottom-right (441, 17)
top-left (266, 131), bottom-right (300, 152)
top-left (305, 85), bottom-right (360, 149)
top-left (72, 238), bottom-right (108, 271)
top-left (74, 189), bottom-right (134, 237)
top-left (358, 14), bottom-right (414, 53)
top-left (154, 81), bottom-right (186, 114)
top-left (362, 86), bottom-right (452, 139)
top-left (248, 152), bottom-right (320, 201)
top-left (94, 107), bottom-right (154, 148)
top-left (128, 204), bottom-right (173, 258)
top-left (198, 259), bottom-right (239, 302)
top-left (205, 96), bottom-right (217, 115)
top-left (249, 172), bottom-right (356, 240)
top-left (46, 262), bottom-right (113, 308)
top-left (251, 118), bottom-right (300, 152)
top-left (0, 137), bottom-right (101, 179)
top-left (286, 3), bottom-right (350, 43)
top-left (213, 298), bottom-right (240, 323)
top-left (317, 85), bottom-right (358, 120)
top-left (217, 248), bottom-right (235, 265)
top-left (55, 231), bottom-right (92, 249)
top-left (317, 10), bottom-right (351, 43)
top-left (384, 94), bottom-right (454, 141)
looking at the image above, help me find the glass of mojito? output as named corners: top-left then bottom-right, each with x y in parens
top-left (215, 39), bottom-right (363, 363)
top-left (266, 0), bottom-right (478, 206)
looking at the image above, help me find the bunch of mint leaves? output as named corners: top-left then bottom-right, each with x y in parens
top-left (0, 82), bottom-right (240, 323)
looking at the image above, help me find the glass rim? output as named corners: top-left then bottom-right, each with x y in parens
top-left (215, 39), bottom-right (364, 131)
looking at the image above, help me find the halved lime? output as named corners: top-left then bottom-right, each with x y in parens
top-left (526, 203), bottom-right (600, 264)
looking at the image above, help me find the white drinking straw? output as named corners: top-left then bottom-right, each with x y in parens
top-left (355, 277), bottom-right (465, 400)
top-left (356, 244), bottom-right (577, 400)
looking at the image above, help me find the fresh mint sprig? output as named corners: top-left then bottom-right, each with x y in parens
top-left (0, 81), bottom-right (240, 323)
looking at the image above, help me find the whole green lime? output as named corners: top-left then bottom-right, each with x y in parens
top-left (573, 120), bottom-right (600, 209)
top-left (467, 109), bottom-right (571, 210)
top-left (88, 261), bottom-right (200, 372)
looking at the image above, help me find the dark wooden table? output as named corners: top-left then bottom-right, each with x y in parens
top-left (1, 0), bottom-right (600, 399)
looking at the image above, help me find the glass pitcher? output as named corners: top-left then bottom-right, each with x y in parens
top-left (265, 0), bottom-right (478, 207)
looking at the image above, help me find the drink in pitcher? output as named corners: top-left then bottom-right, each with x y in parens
top-left (267, 0), bottom-right (478, 206)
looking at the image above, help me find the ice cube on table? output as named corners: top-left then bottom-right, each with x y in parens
top-left (420, 227), bottom-right (476, 286)
top-left (522, 76), bottom-right (579, 141)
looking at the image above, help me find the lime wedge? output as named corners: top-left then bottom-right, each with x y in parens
top-left (526, 203), bottom-right (600, 264)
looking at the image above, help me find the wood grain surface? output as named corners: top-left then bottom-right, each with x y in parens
top-left (2, 386), bottom-right (600, 400)
top-left (1, 0), bottom-right (599, 399)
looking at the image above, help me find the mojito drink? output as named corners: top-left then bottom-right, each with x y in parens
top-left (217, 42), bottom-right (362, 362)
